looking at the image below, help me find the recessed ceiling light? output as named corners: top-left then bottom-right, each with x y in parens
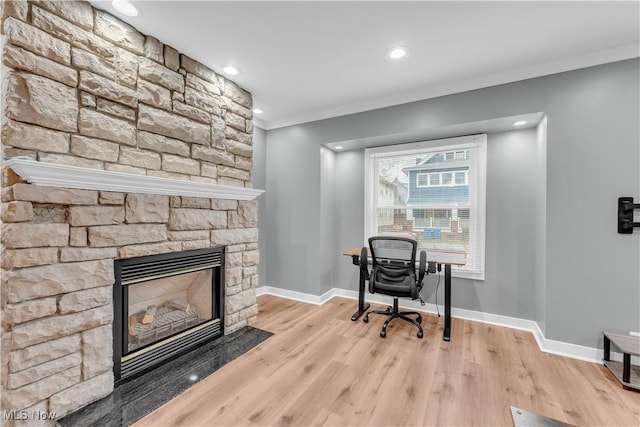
top-left (334, 145), bottom-right (344, 150)
top-left (253, 108), bottom-right (263, 115)
top-left (387, 46), bottom-right (408, 60)
top-left (112, 0), bottom-right (138, 17)
top-left (223, 66), bottom-right (239, 76)
top-left (513, 120), bottom-right (527, 126)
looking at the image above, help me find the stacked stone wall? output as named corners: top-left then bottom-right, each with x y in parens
top-left (0, 0), bottom-right (259, 423)
top-left (1, 185), bottom-right (259, 418)
top-left (2, 0), bottom-right (254, 186)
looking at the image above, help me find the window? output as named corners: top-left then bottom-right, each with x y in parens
top-left (365, 134), bottom-right (487, 280)
top-left (455, 171), bottom-right (467, 185)
top-left (445, 150), bottom-right (467, 161)
top-left (442, 172), bottom-right (453, 185)
top-left (417, 171), bottom-right (468, 187)
top-left (417, 173), bottom-right (430, 187)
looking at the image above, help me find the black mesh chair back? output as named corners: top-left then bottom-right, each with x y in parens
top-left (368, 237), bottom-right (418, 299)
top-left (363, 236), bottom-right (427, 338)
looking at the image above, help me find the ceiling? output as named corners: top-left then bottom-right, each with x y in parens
top-left (89, 1), bottom-right (639, 130)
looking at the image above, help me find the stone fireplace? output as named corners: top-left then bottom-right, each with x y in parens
top-left (1, 0), bottom-right (262, 422)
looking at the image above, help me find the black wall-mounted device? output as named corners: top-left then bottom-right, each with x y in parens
top-left (428, 261), bottom-right (437, 274)
top-left (618, 197), bottom-right (640, 234)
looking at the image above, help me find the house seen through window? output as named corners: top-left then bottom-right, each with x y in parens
top-left (365, 135), bottom-right (487, 279)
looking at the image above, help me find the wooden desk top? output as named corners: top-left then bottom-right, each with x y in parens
top-left (603, 331), bottom-right (640, 356)
top-left (342, 247), bottom-right (365, 257)
top-left (343, 247), bottom-right (466, 266)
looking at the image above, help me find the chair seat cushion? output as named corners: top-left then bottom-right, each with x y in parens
top-left (371, 282), bottom-right (414, 298)
top-left (370, 266), bottom-right (417, 298)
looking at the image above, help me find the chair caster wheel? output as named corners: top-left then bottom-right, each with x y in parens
top-left (417, 331), bottom-right (423, 339)
top-left (363, 315), bottom-right (369, 323)
top-left (416, 316), bottom-right (422, 324)
top-left (380, 330), bottom-right (386, 338)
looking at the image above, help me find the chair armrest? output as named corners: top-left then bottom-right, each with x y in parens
top-left (359, 246), bottom-right (370, 281)
top-left (418, 250), bottom-right (427, 285)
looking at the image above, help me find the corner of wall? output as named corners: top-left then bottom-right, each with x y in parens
top-left (534, 115), bottom-right (548, 335)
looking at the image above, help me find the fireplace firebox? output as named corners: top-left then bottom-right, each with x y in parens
top-left (113, 247), bottom-right (225, 383)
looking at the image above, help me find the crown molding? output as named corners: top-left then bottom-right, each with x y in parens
top-left (4, 157), bottom-right (264, 201)
top-left (263, 43), bottom-right (640, 130)
top-left (252, 116), bottom-right (267, 130)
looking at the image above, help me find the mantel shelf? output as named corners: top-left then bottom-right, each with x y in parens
top-left (4, 157), bottom-right (264, 201)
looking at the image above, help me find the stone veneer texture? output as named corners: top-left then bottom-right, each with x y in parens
top-left (0, 0), bottom-right (259, 423)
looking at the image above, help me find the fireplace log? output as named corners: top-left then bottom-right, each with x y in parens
top-left (142, 305), bottom-right (158, 324)
top-left (129, 313), bottom-right (139, 336)
top-left (165, 299), bottom-right (189, 312)
top-left (129, 306), bottom-right (199, 348)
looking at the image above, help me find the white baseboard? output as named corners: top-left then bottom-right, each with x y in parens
top-left (255, 286), bottom-right (334, 305)
top-left (256, 285), bottom-right (610, 365)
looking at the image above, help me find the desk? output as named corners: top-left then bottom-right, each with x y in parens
top-left (343, 247), bottom-right (465, 341)
top-left (603, 331), bottom-right (640, 390)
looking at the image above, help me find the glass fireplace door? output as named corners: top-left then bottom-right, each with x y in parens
top-left (126, 269), bottom-right (213, 353)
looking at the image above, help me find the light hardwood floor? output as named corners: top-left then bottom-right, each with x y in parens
top-left (134, 295), bottom-right (640, 426)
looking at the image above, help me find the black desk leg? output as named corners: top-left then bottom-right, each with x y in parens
top-left (443, 264), bottom-right (451, 341)
top-left (623, 353), bottom-right (631, 383)
top-left (603, 335), bottom-right (610, 361)
top-left (351, 255), bottom-right (370, 321)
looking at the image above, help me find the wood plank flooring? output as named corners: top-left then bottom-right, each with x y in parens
top-left (134, 295), bottom-right (640, 426)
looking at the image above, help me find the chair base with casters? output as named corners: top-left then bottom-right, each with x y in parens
top-left (363, 298), bottom-right (423, 338)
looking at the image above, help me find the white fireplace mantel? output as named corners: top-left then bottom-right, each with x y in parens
top-left (4, 157), bottom-right (264, 201)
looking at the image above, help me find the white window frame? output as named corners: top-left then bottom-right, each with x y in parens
top-left (364, 134), bottom-right (487, 280)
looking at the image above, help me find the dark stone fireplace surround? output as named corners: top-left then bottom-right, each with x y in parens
top-left (57, 326), bottom-right (272, 427)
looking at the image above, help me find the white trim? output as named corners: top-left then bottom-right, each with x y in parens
top-left (257, 285), bottom-right (606, 365)
top-left (256, 286), bottom-right (334, 305)
top-left (252, 117), bottom-right (267, 130)
top-left (4, 157), bottom-right (264, 200)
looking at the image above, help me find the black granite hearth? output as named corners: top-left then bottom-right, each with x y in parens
top-left (56, 326), bottom-right (272, 427)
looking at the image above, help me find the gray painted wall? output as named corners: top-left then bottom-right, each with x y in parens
top-left (335, 150), bottom-right (366, 298)
top-left (252, 126), bottom-right (267, 284)
top-left (320, 147), bottom-right (339, 296)
top-left (264, 126), bottom-right (322, 294)
top-left (262, 58), bottom-right (640, 348)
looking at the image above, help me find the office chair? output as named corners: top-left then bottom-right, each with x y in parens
top-left (361, 236), bottom-right (427, 338)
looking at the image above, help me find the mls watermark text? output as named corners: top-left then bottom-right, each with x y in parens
top-left (2, 410), bottom-right (57, 421)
